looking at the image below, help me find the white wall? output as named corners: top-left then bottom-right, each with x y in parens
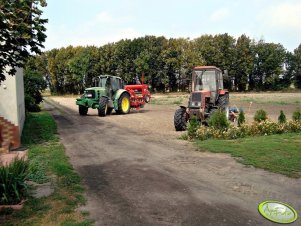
top-left (0, 67), bottom-right (25, 133)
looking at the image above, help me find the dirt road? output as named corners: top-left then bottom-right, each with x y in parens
top-left (44, 97), bottom-right (301, 226)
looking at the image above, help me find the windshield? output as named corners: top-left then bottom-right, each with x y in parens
top-left (194, 70), bottom-right (216, 91)
top-left (96, 77), bottom-right (107, 88)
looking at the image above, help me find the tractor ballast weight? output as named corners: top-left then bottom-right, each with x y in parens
top-left (174, 66), bottom-right (229, 131)
top-left (76, 75), bottom-right (151, 117)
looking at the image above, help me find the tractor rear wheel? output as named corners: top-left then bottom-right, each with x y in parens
top-left (217, 94), bottom-right (229, 110)
top-left (174, 108), bottom-right (188, 131)
top-left (117, 93), bottom-right (130, 114)
top-left (79, 105), bottom-right (88, 116)
top-left (98, 97), bottom-right (108, 117)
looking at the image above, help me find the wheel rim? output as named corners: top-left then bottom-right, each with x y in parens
top-left (121, 97), bottom-right (130, 112)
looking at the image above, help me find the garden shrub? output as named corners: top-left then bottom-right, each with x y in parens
top-left (238, 110), bottom-right (246, 127)
top-left (187, 116), bottom-right (200, 139)
top-left (278, 110), bottom-right (287, 124)
top-left (24, 69), bottom-right (47, 112)
top-left (254, 109), bottom-right (268, 122)
top-left (208, 110), bottom-right (229, 130)
top-left (292, 108), bottom-right (301, 121)
top-left (287, 120), bottom-right (301, 132)
top-left (0, 158), bottom-right (29, 205)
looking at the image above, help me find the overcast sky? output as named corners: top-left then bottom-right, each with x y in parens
top-left (43, 0), bottom-right (301, 52)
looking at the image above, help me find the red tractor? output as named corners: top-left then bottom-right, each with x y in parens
top-left (174, 66), bottom-right (229, 131)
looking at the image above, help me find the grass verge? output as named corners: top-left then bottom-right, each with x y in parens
top-left (0, 111), bottom-right (93, 226)
top-left (151, 96), bottom-right (186, 105)
top-left (195, 133), bottom-right (301, 178)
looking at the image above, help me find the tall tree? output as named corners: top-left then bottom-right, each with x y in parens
top-left (0, 0), bottom-right (47, 82)
top-left (251, 41), bottom-right (286, 90)
top-left (194, 33), bottom-right (235, 89)
top-left (233, 34), bottom-right (254, 91)
top-left (282, 51), bottom-right (295, 89)
top-left (293, 44), bottom-right (301, 88)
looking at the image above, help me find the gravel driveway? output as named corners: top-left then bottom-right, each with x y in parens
top-left (44, 97), bottom-right (301, 226)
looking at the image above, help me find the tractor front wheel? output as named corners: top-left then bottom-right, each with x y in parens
top-left (107, 107), bottom-right (113, 115)
top-left (174, 108), bottom-right (188, 131)
top-left (117, 93), bottom-right (130, 114)
top-left (98, 97), bottom-right (108, 117)
top-left (79, 105), bottom-right (88, 116)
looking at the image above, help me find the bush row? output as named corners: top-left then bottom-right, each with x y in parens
top-left (194, 120), bottom-right (301, 140)
top-left (187, 108), bottom-right (301, 140)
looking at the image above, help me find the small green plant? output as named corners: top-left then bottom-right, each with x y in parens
top-left (238, 110), bottom-right (246, 127)
top-left (187, 116), bottom-right (200, 139)
top-left (179, 133), bottom-right (188, 140)
top-left (0, 158), bottom-right (29, 205)
top-left (292, 108), bottom-right (301, 121)
top-left (278, 110), bottom-right (287, 124)
top-left (208, 110), bottom-right (229, 130)
top-left (254, 109), bottom-right (267, 122)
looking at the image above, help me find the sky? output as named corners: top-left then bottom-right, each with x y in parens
top-left (43, 0), bottom-right (301, 52)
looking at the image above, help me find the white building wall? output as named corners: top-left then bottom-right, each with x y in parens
top-left (0, 67), bottom-right (25, 133)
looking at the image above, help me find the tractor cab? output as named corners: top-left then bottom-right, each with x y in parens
top-left (92, 75), bottom-right (124, 97)
top-left (192, 66), bottom-right (224, 104)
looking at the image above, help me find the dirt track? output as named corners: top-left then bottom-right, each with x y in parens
top-left (44, 96), bottom-right (301, 226)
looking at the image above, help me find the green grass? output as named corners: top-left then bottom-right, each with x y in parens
top-left (196, 133), bottom-right (301, 177)
top-left (151, 96), bottom-right (186, 105)
top-left (231, 95), bottom-right (301, 106)
top-left (0, 111), bottom-right (92, 225)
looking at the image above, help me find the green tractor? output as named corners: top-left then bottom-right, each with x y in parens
top-left (76, 75), bottom-right (131, 117)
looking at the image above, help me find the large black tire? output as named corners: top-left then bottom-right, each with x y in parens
top-left (174, 108), bottom-right (188, 131)
top-left (98, 97), bottom-right (108, 117)
top-left (107, 107), bottom-right (113, 115)
top-left (116, 93), bottom-right (130, 114)
top-left (79, 105), bottom-right (88, 116)
top-left (217, 93), bottom-right (229, 110)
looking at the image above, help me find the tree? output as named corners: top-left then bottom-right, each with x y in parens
top-left (194, 34), bottom-right (236, 89)
top-left (251, 41), bottom-right (286, 90)
top-left (293, 44), bottom-right (301, 88)
top-left (233, 35), bottom-right (254, 91)
top-left (24, 57), bottom-right (47, 111)
top-left (282, 51), bottom-right (295, 89)
top-left (0, 0), bottom-right (48, 83)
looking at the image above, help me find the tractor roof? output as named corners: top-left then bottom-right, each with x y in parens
top-left (193, 66), bottom-right (221, 71)
top-left (98, 75), bottom-right (122, 80)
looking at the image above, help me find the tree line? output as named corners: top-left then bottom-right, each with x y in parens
top-left (25, 34), bottom-right (301, 94)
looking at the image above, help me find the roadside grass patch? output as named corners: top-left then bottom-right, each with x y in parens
top-left (151, 95), bottom-right (187, 105)
top-left (230, 93), bottom-right (301, 106)
top-left (196, 133), bottom-right (301, 178)
top-left (0, 111), bottom-right (92, 225)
